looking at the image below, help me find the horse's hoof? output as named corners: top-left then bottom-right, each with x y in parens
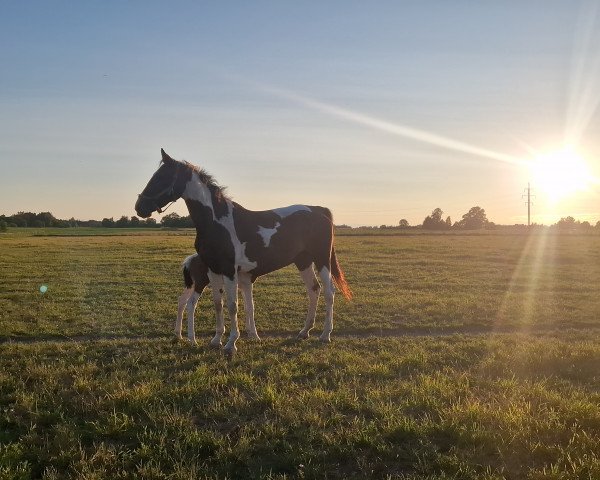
top-left (297, 331), bottom-right (310, 340)
top-left (248, 334), bottom-right (261, 341)
top-left (319, 334), bottom-right (331, 343)
top-left (223, 344), bottom-right (237, 357)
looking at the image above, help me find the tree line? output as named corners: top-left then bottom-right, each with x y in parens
top-left (419, 206), bottom-right (491, 230)
top-left (1, 209), bottom-right (599, 232)
top-left (0, 212), bottom-right (158, 230)
top-left (395, 206), bottom-right (600, 231)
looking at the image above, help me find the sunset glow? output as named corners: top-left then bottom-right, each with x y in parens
top-left (529, 146), bottom-right (593, 203)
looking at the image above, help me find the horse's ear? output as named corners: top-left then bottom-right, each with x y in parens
top-left (161, 148), bottom-right (175, 164)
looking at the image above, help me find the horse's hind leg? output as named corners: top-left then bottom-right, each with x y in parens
top-left (297, 266), bottom-right (321, 340)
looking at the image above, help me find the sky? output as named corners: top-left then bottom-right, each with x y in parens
top-left (1, 1), bottom-right (599, 227)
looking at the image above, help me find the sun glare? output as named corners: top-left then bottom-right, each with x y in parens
top-left (529, 146), bottom-right (592, 202)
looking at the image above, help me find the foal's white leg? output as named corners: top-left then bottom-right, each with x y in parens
top-left (223, 275), bottom-right (240, 355)
top-left (208, 272), bottom-right (225, 348)
top-left (318, 267), bottom-right (335, 343)
top-left (186, 291), bottom-right (201, 345)
top-left (176, 287), bottom-right (194, 339)
top-left (298, 266), bottom-right (321, 340)
top-left (239, 272), bottom-right (260, 340)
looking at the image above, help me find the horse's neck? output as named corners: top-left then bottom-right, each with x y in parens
top-left (182, 175), bottom-right (232, 233)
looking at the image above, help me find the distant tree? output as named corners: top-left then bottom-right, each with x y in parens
top-left (555, 216), bottom-right (578, 231)
top-left (398, 219), bottom-right (410, 229)
top-left (11, 213), bottom-right (29, 227)
top-left (0, 220), bottom-right (7, 232)
top-left (130, 216), bottom-right (141, 227)
top-left (596, 221), bottom-right (600, 229)
top-left (456, 206), bottom-right (489, 230)
top-left (115, 215), bottom-right (130, 228)
top-left (36, 212), bottom-right (57, 227)
top-left (101, 217), bottom-right (115, 228)
top-left (580, 221), bottom-right (592, 230)
top-left (161, 212), bottom-right (193, 228)
top-left (445, 216), bottom-right (452, 229)
top-left (423, 208), bottom-right (449, 230)
top-left (431, 208), bottom-right (443, 223)
top-left (144, 218), bottom-right (158, 227)
top-left (161, 212), bottom-right (182, 228)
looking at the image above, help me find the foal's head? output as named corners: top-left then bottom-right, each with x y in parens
top-left (135, 149), bottom-right (190, 218)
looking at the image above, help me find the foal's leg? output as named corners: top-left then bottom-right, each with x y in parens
top-left (223, 274), bottom-right (240, 355)
top-left (239, 272), bottom-right (260, 340)
top-left (186, 273), bottom-right (209, 345)
top-left (208, 272), bottom-right (225, 348)
top-left (318, 266), bottom-right (335, 343)
top-left (297, 266), bottom-right (321, 340)
top-left (185, 290), bottom-right (202, 345)
top-left (176, 287), bottom-right (194, 339)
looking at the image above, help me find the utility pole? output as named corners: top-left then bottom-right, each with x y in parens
top-left (522, 183), bottom-right (534, 227)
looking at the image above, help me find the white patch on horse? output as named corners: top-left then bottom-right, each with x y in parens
top-left (182, 171), bottom-right (256, 273)
top-left (273, 205), bottom-right (311, 218)
top-left (216, 200), bottom-right (258, 272)
top-left (257, 222), bottom-right (280, 247)
top-left (183, 173), bottom-right (214, 211)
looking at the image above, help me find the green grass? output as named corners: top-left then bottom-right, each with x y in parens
top-left (1, 230), bottom-right (599, 479)
top-left (1, 231), bottom-right (599, 339)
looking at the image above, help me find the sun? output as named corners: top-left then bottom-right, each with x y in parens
top-left (529, 146), bottom-right (593, 202)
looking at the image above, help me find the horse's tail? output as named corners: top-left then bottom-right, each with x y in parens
top-left (331, 245), bottom-right (352, 300)
top-left (314, 206), bottom-right (352, 300)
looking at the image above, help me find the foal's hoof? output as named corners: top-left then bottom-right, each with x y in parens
top-left (319, 334), bottom-right (331, 343)
top-left (297, 330), bottom-right (310, 340)
top-left (209, 338), bottom-right (222, 349)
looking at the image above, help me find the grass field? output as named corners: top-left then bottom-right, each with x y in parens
top-left (1, 229), bottom-right (599, 479)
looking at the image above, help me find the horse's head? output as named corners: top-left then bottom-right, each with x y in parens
top-left (135, 149), bottom-right (189, 218)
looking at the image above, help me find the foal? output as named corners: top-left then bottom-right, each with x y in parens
top-left (176, 254), bottom-right (260, 345)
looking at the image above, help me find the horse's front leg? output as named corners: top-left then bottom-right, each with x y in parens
top-left (208, 272), bottom-right (225, 348)
top-left (239, 272), bottom-right (260, 341)
top-left (223, 274), bottom-right (240, 355)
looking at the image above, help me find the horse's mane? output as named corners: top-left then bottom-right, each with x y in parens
top-left (163, 159), bottom-right (230, 202)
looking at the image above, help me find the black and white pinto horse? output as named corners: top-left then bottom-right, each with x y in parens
top-left (136, 149), bottom-right (352, 354)
top-left (176, 253), bottom-right (260, 345)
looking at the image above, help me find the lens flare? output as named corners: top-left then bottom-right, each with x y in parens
top-left (529, 146), bottom-right (593, 202)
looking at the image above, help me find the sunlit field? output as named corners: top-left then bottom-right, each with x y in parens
top-left (1, 229), bottom-right (599, 479)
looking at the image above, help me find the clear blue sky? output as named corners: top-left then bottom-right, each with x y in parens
top-left (1, 1), bottom-right (599, 226)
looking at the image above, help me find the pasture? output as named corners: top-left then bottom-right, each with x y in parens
top-left (1, 230), bottom-right (599, 479)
